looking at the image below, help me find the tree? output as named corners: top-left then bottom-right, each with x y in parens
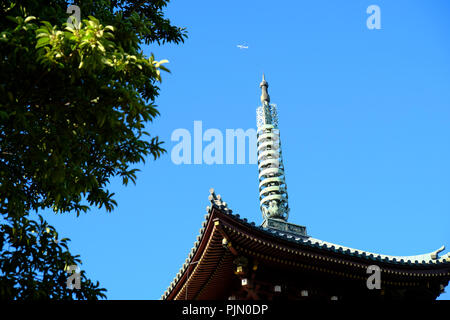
top-left (0, 0), bottom-right (187, 217)
top-left (0, 0), bottom-right (187, 299)
top-left (0, 214), bottom-right (106, 299)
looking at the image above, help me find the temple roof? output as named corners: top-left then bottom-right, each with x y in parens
top-left (161, 189), bottom-right (450, 300)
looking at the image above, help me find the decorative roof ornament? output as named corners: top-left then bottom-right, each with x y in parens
top-left (208, 188), bottom-right (232, 214)
top-left (256, 75), bottom-right (289, 222)
top-left (260, 73), bottom-right (270, 105)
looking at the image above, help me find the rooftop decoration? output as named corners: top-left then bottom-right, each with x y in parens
top-left (256, 75), bottom-right (289, 222)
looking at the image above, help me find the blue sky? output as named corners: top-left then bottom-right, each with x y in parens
top-left (42, 0), bottom-right (450, 299)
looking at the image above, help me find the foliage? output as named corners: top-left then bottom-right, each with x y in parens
top-left (0, 0), bottom-right (187, 217)
top-left (0, 0), bottom-right (187, 300)
top-left (0, 214), bottom-right (106, 299)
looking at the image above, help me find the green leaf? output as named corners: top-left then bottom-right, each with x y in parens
top-left (35, 36), bottom-right (50, 48)
top-left (24, 16), bottom-right (36, 23)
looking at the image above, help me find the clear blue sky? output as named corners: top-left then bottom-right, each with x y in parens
top-left (42, 0), bottom-right (450, 299)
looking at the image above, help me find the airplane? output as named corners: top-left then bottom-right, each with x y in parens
top-left (237, 44), bottom-right (249, 49)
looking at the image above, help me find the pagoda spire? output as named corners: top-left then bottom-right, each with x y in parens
top-left (260, 74), bottom-right (270, 104)
top-left (256, 75), bottom-right (289, 222)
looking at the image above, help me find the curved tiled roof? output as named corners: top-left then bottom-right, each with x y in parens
top-left (161, 189), bottom-right (450, 299)
top-left (160, 211), bottom-right (211, 300)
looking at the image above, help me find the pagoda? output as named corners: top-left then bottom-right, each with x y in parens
top-left (162, 76), bottom-right (450, 300)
